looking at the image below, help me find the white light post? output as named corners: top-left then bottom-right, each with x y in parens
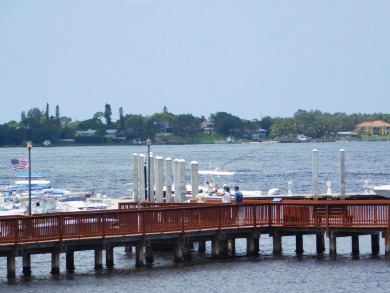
top-left (146, 138), bottom-right (152, 201)
top-left (26, 141), bottom-right (33, 215)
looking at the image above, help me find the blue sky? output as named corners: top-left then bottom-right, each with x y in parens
top-left (1, 0), bottom-right (389, 124)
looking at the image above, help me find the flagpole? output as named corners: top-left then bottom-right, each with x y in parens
top-left (27, 141), bottom-right (33, 216)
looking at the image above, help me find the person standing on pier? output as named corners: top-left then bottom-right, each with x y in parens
top-left (233, 186), bottom-right (243, 204)
top-left (196, 189), bottom-right (206, 203)
top-left (216, 185), bottom-right (231, 203)
top-left (234, 186), bottom-right (244, 225)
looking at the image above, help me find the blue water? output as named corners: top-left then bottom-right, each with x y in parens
top-left (1, 141), bottom-right (390, 292)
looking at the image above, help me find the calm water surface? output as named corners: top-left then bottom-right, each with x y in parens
top-left (1, 141), bottom-right (390, 292)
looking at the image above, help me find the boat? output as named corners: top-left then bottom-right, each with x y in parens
top-left (197, 169), bottom-right (273, 201)
top-left (0, 173), bottom-right (70, 198)
top-left (30, 192), bottom-right (113, 214)
top-left (372, 185), bottom-right (390, 198)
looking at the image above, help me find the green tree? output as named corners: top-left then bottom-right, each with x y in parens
top-left (211, 112), bottom-right (243, 136)
top-left (104, 104), bottom-right (112, 125)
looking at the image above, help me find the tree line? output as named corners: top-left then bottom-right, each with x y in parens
top-left (0, 103), bottom-right (389, 146)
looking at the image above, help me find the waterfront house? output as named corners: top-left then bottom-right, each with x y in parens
top-left (355, 120), bottom-right (390, 136)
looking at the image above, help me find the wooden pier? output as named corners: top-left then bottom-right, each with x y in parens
top-left (1, 199), bottom-right (390, 278)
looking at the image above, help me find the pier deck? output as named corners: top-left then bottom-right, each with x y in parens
top-left (1, 199), bottom-right (390, 278)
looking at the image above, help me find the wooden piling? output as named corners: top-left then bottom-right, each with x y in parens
top-left (22, 253), bottom-right (31, 275)
top-left (198, 241), bottom-right (206, 253)
top-left (51, 251), bottom-right (60, 274)
top-left (329, 233), bottom-right (337, 255)
top-left (296, 234), bottom-right (304, 254)
top-left (66, 251), bottom-right (75, 272)
top-left (7, 253), bottom-right (16, 279)
top-left (135, 245), bottom-right (144, 267)
top-left (174, 239), bottom-right (183, 262)
top-left (352, 235), bottom-right (359, 255)
top-left (316, 233), bottom-right (325, 253)
top-left (273, 231), bottom-right (282, 254)
top-left (95, 249), bottom-right (103, 269)
top-left (371, 234), bottom-right (380, 254)
top-left (145, 241), bottom-right (154, 264)
top-left (227, 239), bottom-right (235, 256)
top-left (106, 246), bottom-right (114, 268)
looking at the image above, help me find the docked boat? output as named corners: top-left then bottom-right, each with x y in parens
top-left (0, 173), bottom-right (70, 198)
top-left (30, 192), bottom-right (113, 214)
top-left (372, 185), bottom-right (390, 198)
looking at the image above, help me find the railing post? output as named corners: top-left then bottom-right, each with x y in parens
top-left (326, 204), bottom-right (330, 236)
top-left (181, 208), bottom-right (185, 233)
top-left (14, 218), bottom-right (18, 245)
top-left (59, 215), bottom-right (63, 242)
top-left (218, 206), bottom-right (222, 230)
top-left (386, 204), bottom-right (390, 256)
top-left (142, 210), bottom-right (146, 236)
top-left (102, 213), bottom-right (106, 239)
top-left (268, 203), bottom-right (272, 226)
top-left (253, 204), bottom-right (257, 228)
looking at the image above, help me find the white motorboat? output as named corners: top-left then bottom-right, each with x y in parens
top-left (372, 185), bottom-right (390, 198)
top-left (30, 192), bottom-right (113, 214)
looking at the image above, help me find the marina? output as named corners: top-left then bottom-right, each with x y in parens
top-left (1, 142), bottom-right (390, 291)
top-left (1, 200), bottom-right (390, 279)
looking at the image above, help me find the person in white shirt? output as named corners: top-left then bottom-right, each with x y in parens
top-left (216, 186), bottom-right (231, 203)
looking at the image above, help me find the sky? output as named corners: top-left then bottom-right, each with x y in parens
top-left (1, 0), bottom-right (389, 124)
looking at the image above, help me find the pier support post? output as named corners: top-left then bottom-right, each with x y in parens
top-left (316, 232), bottom-right (325, 253)
top-left (384, 232), bottom-right (390, 256)
top-left (198, 241), bottom-right (206, 253)
top-left (227, 239), bottom-right (235, 256)
top-left (211, 238), bottom-right (221, 258)
top-left (22, 253), bottom-right (31, 275)
top-left (247, 235), bottom-right (259, 256)
top-left (296, 234), bottom-right (304, 254)
top-left (352, 235), bottom-right (359, 255)
top-left (51, 251), bottom-right (60, 275)
top-left (220, 239), bottom-right (228, 256)
top-left (371, 234), bottom-right (380, 254)
top-left (95, 249), bottom-right (103, 269)
top-left (125, 245), bottom-right (132, 253)
top-left (135, 245), bottom-right (144, 267)
top-left (174, 239), bottom-right (184, 262)
top-left (66, 251), bottom-right (75, 272)
top-left (272, 231), bottom-right (282, 254)
top-left (145, 241), bottom-right (154, 264)
top-left (329, 233), bottom-right (337, 255)
top-left (106, 246), bottom-right (114, 268)
top-left (7, 253), bottom-right (16, 279)
top-left (183, 240), bottom-right (192, 261)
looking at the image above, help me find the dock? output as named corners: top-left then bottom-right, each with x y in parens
top-left (1, 199), bottom-right (390, 278)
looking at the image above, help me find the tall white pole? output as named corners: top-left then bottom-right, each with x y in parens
top-left (138, 154), bottom-right (146, 201)
top-left (179, 159), bottom-right (186, 202)
top-left (132, 153), bottom-right (139, 201)
top-left (191, 161), bottom-right (199, 200)
top-left (340, 149), bottom-right (346, 195)
top-left (155, 156), bottom-right (164, 202)
top-left (165, 157), bottom-right (173, 203)
top-left (174, 159), bottom-right (180, 202)
top-left (312, 149), bottom-right (318, 196)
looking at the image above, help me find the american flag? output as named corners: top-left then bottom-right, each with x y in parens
top-left (11, 158), bottom-right (29, 170)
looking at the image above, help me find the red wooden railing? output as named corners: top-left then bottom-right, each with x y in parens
top-left (1, 200), bottom-right (390, 246)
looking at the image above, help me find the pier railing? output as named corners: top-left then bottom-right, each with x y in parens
top-left (1, 200), bottom-right (390, 245)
